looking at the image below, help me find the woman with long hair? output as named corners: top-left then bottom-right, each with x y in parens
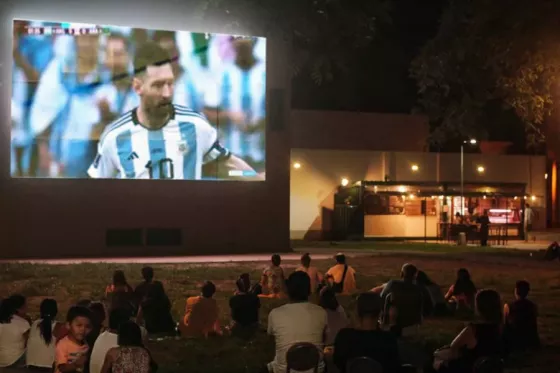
top-left (434, 289), bottom-right (504, 372)
top-left (416, 271), bottom-right (447, 316)
top-left (100, 321), bottom-right (157, 373)
top-left (26, 298), bottom-right (66, 370)
top-left (106, 270), bottom-right (136, 315)
top-left (445, 268), bottom-right (477, 310)
top-left (229, 273), bottom-right (260, 339)
top-left (0, 294), bottom-right (30, 368)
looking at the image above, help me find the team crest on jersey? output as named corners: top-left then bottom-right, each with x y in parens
top-left (178, 140), bottom-right (189, 154)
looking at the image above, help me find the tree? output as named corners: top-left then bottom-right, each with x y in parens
top-left (194, 0), bottom-right (392, 85)
top-left (411, 0), bottom-right (560, 148)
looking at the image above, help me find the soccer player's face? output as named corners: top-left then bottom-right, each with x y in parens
top-left (234, 39), bottom-right (254, 62)
top-left (137, 63), bottom-right (175, 118)
top-left (76, 34), bottom-right (99, 64)
top-left (105, 38), bottom-right (129, 73)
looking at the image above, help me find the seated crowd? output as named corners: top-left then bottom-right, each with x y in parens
top-left (0, 253), bottom-right (541, 373)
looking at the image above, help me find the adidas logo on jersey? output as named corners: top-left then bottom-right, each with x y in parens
top-left (127, 152), bottom-right (139, 161)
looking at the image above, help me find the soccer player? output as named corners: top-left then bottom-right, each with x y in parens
top-left (88, 41), bottom-right (258, 180)
top-left (91, 32), bottom-right (138, 142)
top-left (153, 30), bottom-right (205, 112)
top-left (30, 28), bottom-right (104, 178)
top-left (204, 36), bottom-right (266, 171)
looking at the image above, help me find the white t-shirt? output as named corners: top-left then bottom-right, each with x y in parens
top-left (89, 330), bottom-right (118, 373)
top-left (26, 319), bottom-right (57, 368)
top-left (89, 327), bottom-right (148, 373)
top-left (0, 315), bottom-right (30, 367)
top-left (267, 302), bottom-right (327, 373)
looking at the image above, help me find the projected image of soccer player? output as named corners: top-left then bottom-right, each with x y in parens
top-left (204, 36), bottom-right (266, 172)
top-left (153, 31), bottom-right (205, 113)
top-left (30, 27), bottom-right (103, 178)
top-left (88, 41), bottom-right (259, 180)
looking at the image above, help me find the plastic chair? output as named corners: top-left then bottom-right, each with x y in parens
top-left (285, 342), bottom-right (321, 373)
top-left (346, 356), bottom-right (383, 373)
top-left (473, 356), bottom-right (504, 373)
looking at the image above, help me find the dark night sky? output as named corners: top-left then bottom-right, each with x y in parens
top-left (291, 0), bottom-right (446, 113)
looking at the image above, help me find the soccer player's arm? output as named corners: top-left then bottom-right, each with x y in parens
top-left (200, 119), bottom-right (261, 180)
top-left (88, 135), bottom-right (118, 178)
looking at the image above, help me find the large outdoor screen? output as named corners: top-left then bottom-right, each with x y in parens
top-left (11, 20), bottom-right (266, 180)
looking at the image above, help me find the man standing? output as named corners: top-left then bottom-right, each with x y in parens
top-left (524, 203), bottom-right (535, 242)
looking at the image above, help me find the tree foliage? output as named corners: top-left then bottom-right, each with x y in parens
top-left (411, 0), bottom-right (560, 147)
top-left (195, 0), bottom-right (392, 85)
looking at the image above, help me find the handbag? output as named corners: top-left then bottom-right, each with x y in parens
top-left (330, 265), bottom-right (348, 294)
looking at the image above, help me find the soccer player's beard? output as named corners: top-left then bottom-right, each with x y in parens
top-left (145, 100), bottom-right (172, 128)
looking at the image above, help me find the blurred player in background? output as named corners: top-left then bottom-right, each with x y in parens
top-left (30, 25), bottom-right (104, 178)
top-left (88, 42), bottom-right (258, 180)
top-left (16, 20), bottom-right (55, 76)
top-left (204, 37), bottom-right (266, 172)
top-left (153, 30), bottom-right (205, 112)
top-left (91, 32), bottom-right (137, 141)
top-left (11, 23), bottom-right (33, 177)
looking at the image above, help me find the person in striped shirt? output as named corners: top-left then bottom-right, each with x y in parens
top-left (204, 36), bottom-right (266, 171)
top-left (88, 41), bottom-right (258, 180)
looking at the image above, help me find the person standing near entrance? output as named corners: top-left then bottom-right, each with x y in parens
top-left (479, 209), bottom-right (490, 246)
top-left (524, 203), bottom-right (535, 242)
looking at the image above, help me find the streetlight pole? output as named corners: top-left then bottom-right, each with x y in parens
top-left (461, 139), bottom-right (477, 216)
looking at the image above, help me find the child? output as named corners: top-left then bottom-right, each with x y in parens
top-left (55, 306), bottom-right (93, 373)
top-left (503, 280), bottom-right (540, 351)
top-left (260, 254), bottom-right (286, 298)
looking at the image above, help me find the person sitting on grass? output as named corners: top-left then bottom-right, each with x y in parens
top-left (433, 289), bottom-right (504, 373)
top-left (416, 270), bottom-right (448, 316)
top-left (260, 254), bottom-right (286, 298)
top-left (136, 281), bottom-right (176, 335)
top-left (264, 271), bottom-right (327, 373)
top-left (27, 298), bottom-right (66, 370)
top-left (296, 253), bottom-right (324, 294)
top-left (325, 253), bottom-right (357, 294)
top-left (503, 280), bottom-right (540, 352)
top-left (100, 321), bottom-right (157, 373)
top-left (179, 281), bottom-right (222, 338)
top-left (229, 273), bottom-right (261, 339)
top-left (134, 266), bottom-right (162, 305)
top-left (55, 306), bottom-right (93, 373)
top-left (87, 302), bottom-right (107, 347)
top-left (444, 268), bottom-right (477, 311)
top-left (89, 307), bottom-right (131, 373)
top-left (333, 292), bottom-right (401, 373)
top-left (0, 294), bottom-right (30, 369)
top-left (105, 270), bottom-right (136, 315)
top-left (319, 287), bottom-right (348, 346)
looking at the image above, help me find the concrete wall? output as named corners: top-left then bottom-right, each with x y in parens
top-left (0, 0), bottom-right (291, 258)
top-left (290, 149), bottom-right (547, 239)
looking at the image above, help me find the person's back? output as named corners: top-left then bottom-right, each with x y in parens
top-left (27, 319), bottom-right (56, 368)
top-left (112, 346), bottom-right (151, 373)
top-left (0, 295), bottom-right (30, 368)
top-left (140, 282), bottom-right (175, 334)
top-left (230, 293), bottom-right (260, 327)
top-left (267, 271), bottom-right (327, 373)
top-left (90, 308), bottom-right (130, 373)
top-left (333, 293), bottom-right (400, 373)
top-left (469, 323), bottom-right (503, 360)
top-left (90, 330), bottom-right (118, 373)
top-left (504, 281), bottom-right (540, 351)
top-left (181, 281), bottom-right (220, 337)
top-left (262, 254), bottom-right (286, 296)
top-left (297, 253), bottom-right (323, 293)
top-left (326, 254), bottom-right (357, 294)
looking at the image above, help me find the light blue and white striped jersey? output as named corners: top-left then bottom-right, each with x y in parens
top-left (88, 104), bottom-right (227, 179)
top-left (205, 60), bottom-right (266, 161)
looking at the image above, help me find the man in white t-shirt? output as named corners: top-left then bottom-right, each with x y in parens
top-left (89, 308), bottom-right (147, 373)
top-left (524, 203), bottom-right (535, 241)
top-left (266, 271), bottom-right (328, 373)
top-left (0, 296), bottom-right (31, 367)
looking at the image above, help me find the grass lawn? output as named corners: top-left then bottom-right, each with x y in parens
top-left (1, 249), bottom-right (559, 373)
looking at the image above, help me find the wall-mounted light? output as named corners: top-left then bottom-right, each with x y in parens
top-left (531, 195), bottom-right (536, 201)
top-left (411, 164), bottom-right (419, 172)
top-left (545, 173), bottom-right (548, 180)
top-left (483, 195), bottom-right (487, 199)
top-left (514, 196), bottom-right (518, 200)
top-left (469, 139), bottom-right (477, 145)
top-left (341, 178), bottom-right (349, 187)
top-left (293, 162), bottom-right (301, 169)
top-left (398, 186), bottom-right (407, 193)
top-left (477, 166), bottom-right (485, 173)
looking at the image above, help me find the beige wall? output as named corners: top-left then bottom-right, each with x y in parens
top-left (290, 149), bottom-right (547, 239)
